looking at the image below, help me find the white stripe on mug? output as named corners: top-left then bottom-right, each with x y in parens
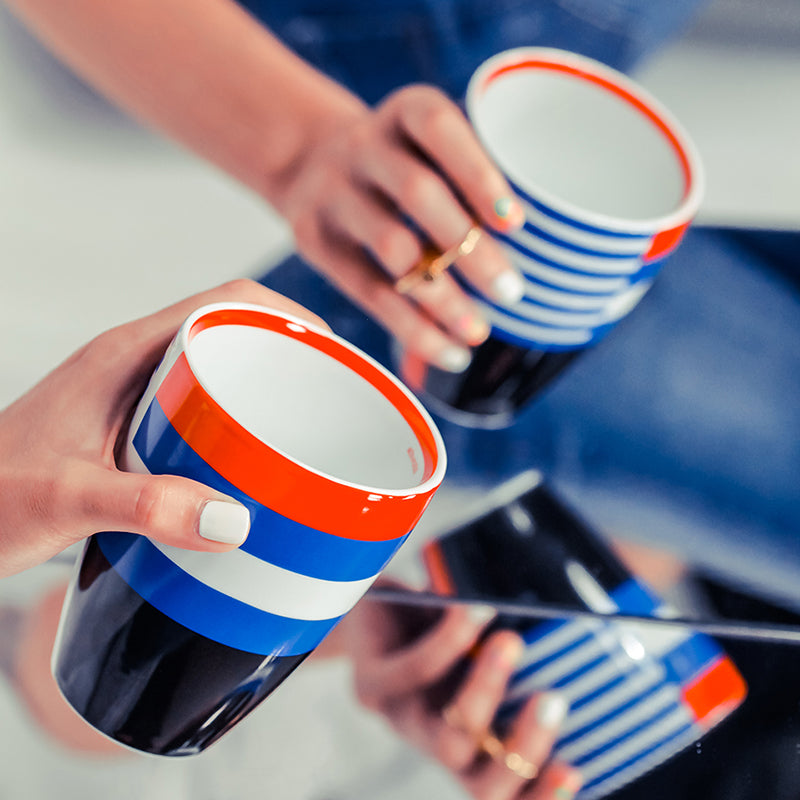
top-left (509, 228), bottom-right (644, 275)
top-left (516, 198), bottom-right (651, 256)
top-left (149, 541), bottom-right (378, 621)
top-left (506, 252), bottom-right (630, 294)
top-left (558, 685), bottom-right (679, 763)
top-left (477, 302), bottom-right (594, 346)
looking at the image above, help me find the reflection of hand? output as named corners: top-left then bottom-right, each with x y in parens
top-left (0, 279), bottom-right (325, 577)
top-left (276, 85), bottom-right (527, 372)
top-left (344, 582), bottom-right (582, 799)
top-left (13, 583), bottom-right (122, 753)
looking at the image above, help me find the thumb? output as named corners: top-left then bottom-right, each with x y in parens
top-left (80, 468), bottom-right (251, 552)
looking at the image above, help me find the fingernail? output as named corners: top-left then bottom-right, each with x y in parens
top-left (457, 313), bottom-right (490, 345)
top-left (491, 271), bottom-right (526, 306)
top-left (199, 499), bottom-right (251, 545)
top-left (537, 692), bottom-right (569, 730)
top-left (493, 635), bottom-right (524, 668)
top-left (437, 345), bottom-right (472, 373)
top-left (467, 603), bottom-right (496, 627)
top-left (554, 770), bottom-right (583, 799)
top-left (494, 197), bottom-right (525, 230)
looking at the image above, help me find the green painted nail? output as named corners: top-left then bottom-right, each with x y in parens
top-left (494, 197), bottom-right (514, 218)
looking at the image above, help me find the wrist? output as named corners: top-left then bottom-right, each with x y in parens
top-left (252, 75), bottom-right (366, 215)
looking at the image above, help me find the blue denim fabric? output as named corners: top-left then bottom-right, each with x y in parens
top-left (242, 0), bottom-right (800, 604)
top-left (240, 0), bottom-right (705, 103)
top-left (259, 231), bottom-right (800, 604)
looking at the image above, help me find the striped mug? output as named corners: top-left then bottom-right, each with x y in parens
top-left (52, 302), bottom-right (446, 755)
top-left (399, 47), bottom-right (704, 428)
top-left (423, 473), bottom-right (746, 799)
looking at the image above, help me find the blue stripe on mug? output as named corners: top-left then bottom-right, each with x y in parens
top-left (558, 680), bottom-right (673, 750)
top-left (570, 694), bottom-right (682, 767)
top-left (497, 231), bottom-right (644, 277)
top-left (516, 221), bottom-right (646, 260)
top-left (509, 629), bottom-right (598, 687)
top-left (506, 253), bottom-right (630, 295)
top-left (578, 720), bottom-right (696, 798)
top-left (509, 178), bottom-right (654, 240)
top-left (95, 532), bottom-right (343, 656)
top-left (133, 397), bottom-right (409, 582)
top-left (518, 201), bottom-right (649, 257)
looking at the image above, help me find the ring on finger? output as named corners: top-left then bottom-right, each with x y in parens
top-left (444, 705), bottom-right (539, 782)
top-left (479, 732), bottom-right (539, 781)
top-left (394, 224), bottom-right (482, 295)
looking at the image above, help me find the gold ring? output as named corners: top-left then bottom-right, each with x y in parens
top-left (394, 225), bottom-right (482, 295)
top-left (443, 706), bottom-right (539, 782)
top-left (479, 733), bottom-right (539, 781)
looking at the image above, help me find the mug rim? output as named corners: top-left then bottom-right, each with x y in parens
top-left (466, 47), bottom-right (705, 235)
top-left (174, 302), bottom-right (447, 498)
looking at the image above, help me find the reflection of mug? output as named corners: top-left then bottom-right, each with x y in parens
top-left (52, 303), bottom-right (447, 756)
top-left (399, 48), bottom-right (704, 428)
top-left (422, 473), bottom-right (746, 800)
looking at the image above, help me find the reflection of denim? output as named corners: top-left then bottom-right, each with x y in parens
top-left (244, 0), bottom-right (800, 604)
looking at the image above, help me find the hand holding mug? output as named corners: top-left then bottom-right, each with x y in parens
top-left (275, 84), bottom-right (527, 372)
top-left (0, 279), bottom-right (321, 578)
top-left (345, 580), bottom-right (582, 800)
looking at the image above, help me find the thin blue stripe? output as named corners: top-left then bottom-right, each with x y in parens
top-left (510, 179), bottom-right (652, 240)
top-left (611, 579), bottom-right (726, 685)
top-left (553, 651), bottom-right (611, 690)
top-left (571, 699), bottom-right (683, 767)
top-left (95, 531), bottom-right (341, 656)
top-left (661, 635), bottom-right (723, 686)
top-left (510, 630), bottom-right (597, 686)
top-left (517, 221), bottom-right (644, 259)
top-left (570, 671), bottom-right (631, 712)
top-left (488, 321), bottom-right (607, 352)
top-left (578, 721), bottom-right (696, 794)
top-left (557, 680), bottom-right (669, 748)
top-left (134, 398), bottom-right (409, 582)
top-left (497, 232), bottom-right (643, 279)
top-left (482, 295), bottom-right (596, 332)
top-left (518, 272), bottom-right (618, 299)
top-left (521, 618), bottom-right (568, 645)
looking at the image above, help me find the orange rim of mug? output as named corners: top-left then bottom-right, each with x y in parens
top-left (155, 305), bottom-right (446, 540)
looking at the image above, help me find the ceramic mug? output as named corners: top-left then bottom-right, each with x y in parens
top-left (398, 48), bottom-right (705, 428)
top-left (52, 302), bottom-right (447, 756)
top-left (423, 473), bottom-right (746, 799)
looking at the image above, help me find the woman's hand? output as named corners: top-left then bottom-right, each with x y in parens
top-left (5, 0), bottom-right (522, 373)
top-left (0, 279), bottom-right (325, 577)
top-left (343, 582), bottom-right (583, 799)
top-left (276, 85), bottom-right (527, 373)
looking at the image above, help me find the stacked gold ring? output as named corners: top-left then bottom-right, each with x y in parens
top-left (442, 704), bottom-right (539, 781)
top-left (394, 225), bottom-right (482, 295)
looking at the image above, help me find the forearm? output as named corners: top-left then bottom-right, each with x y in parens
top-left (4, 0), bottom-right (365, 208)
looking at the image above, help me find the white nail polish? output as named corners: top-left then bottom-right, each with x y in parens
top-left (199, 500), bottom-right (251, 545)
top-left (492, 272), bottom-right (526, 306)
top-left (438, 345), bottom-right (471, 373)
top-left (537, 692), bottom-right (569, 729)
top-left (467, 603), bottom-right (496, 626)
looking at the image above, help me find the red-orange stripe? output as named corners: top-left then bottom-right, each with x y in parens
top-left (154, 309), bottom-right (443, 541)
top-left (643, 221), bottom-right (690, 262)
top-left (482, 59), bottom-right (693, 197)
top-left (422, 541), bottom-right (457, 596)
top-left (681, 656), bottom-right (747, 729)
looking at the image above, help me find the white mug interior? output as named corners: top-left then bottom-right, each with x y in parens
top-left (470, 55), bottom-right (692, 223)
top-left (188, 321), bottom-right (429, 491)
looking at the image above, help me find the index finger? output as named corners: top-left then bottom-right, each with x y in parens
top-left (395, 86), bottom-right (525, 232)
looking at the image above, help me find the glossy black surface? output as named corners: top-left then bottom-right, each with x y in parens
top-left (419, 336), bottom-right (581, 426)
top-left (53, 537), bottom-right (307, 756)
